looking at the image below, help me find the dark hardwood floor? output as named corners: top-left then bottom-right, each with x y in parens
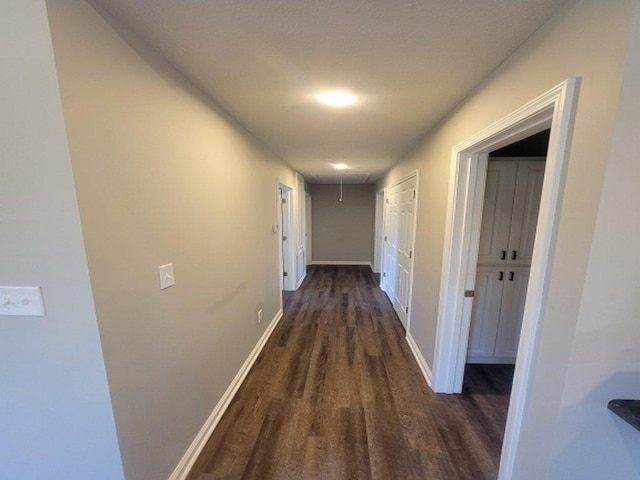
top-left (187, 265), bottom-right (514, 480)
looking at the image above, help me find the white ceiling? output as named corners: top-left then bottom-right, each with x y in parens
top-left (90, 0), bottom-right (567, 182)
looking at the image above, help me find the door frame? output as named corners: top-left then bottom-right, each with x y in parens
top-left (305, 192), bottom-right (312, 266)
top-left (373, 189), bottom-right (385, 274)
top-left (276, 179), bottom-right (295, 292)
top-left (295, 173), bottom-right (307, 289)
top-left (430, 79), bottom-right (580, 480)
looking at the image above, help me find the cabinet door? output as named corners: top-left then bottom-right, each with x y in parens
top-left (477, 161), bottom-right (517, 265)
top-left (507, 161), bottom-right (545, 266)
top-left (467, 265), bottom-right (505, 360)
top-left (494, 266), bottom-right (530, 359)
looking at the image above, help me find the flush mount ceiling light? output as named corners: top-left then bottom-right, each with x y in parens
top-left (317, 90), bottom-right (357, 108)
top-left (332, 163), bottom-right (349, 170)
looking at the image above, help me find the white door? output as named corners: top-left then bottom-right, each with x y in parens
top-left (467, 265), bottom-right (505, 360)
top-left (507, 161), bottom-right (546, 266)
top-left (381, 174), bottom-right (418, 330)
top-left (393, 176), bottom-right (417, 328)
top-left (494, 267), bottom-right (530, 358)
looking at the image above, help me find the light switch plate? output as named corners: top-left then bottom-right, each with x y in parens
top-left (0, 286), bottom-right (46, 316)
top-left (159, 264), bottom-right (175, 290)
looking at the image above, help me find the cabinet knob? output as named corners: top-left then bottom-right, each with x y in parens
top-left (501, 250), bottom-right (506, 260)
top-left (511, 250), bottom-right (517, 260)
top-left (498, 271), bottom-right (504, 281)
top-left (509, 271), bottom-right (515, 281)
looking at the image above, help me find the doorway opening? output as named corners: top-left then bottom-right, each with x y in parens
top-left (462, 130), bottom-right (550, 465)
top-left (466, 131), bottom-right (549, 368)
top-left (431, 79), bottom-right (580, 480)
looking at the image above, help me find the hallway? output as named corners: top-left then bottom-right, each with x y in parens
top-left (187, 266), bottom-right (512, 480)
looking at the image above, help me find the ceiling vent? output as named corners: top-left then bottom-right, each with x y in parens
top-left (310, 173), bottom-right (371, 184)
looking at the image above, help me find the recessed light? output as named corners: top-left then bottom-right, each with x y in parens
top-left (317, 90), bottom-right (357, 108)
top-left (333, 163), bottom-right (349, 170)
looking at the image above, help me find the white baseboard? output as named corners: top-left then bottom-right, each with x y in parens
top-left (168, 308), bottom-right (284, 480)
top-left (406, 333), bottom-right (433, 387)
top-left (311, 260), bottom-right (372, 267)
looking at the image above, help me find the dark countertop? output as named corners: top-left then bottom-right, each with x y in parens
top-left (608, 400), bottom-right (640, 432)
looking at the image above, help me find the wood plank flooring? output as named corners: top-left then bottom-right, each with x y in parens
top-left (186, 266), bottom-right (514, 480)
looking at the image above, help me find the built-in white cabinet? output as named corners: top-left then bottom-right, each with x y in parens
top-left (467, 159), bottom-right (545, 364)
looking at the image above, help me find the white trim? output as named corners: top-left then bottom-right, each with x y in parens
top-left (168, 308), bottom-right (284, 480)
top-left (386, 168), bottom-right (420, 190)
top-left (430, 79), bottom-right (580, 480)
top-left (406, 333), bottom-right (433, 387)
top-left (295, 173), bottom-right (307, 289)
top-left (311, 260), bottom-right (372, 267)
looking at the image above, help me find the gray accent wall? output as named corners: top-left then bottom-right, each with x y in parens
top-left (310, 184), bottom-right (375, 264)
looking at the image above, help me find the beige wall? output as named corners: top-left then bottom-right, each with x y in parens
top-left (0, 2), bottom-right (123, 478)
top-left (375, 0), bottom-right (638, 478)
top-left (310, 184), bottom-right (375, 264)
top-left (549, 3), bottom-right (640, 476)
top-left (46, 1), bottom-right (296, 479)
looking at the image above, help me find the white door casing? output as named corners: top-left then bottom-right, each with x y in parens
top-left (305, 193), bottom-right (312, 266)
top-left (430, 78), bottom-right (580, 480)
top-left (477, 161), bottom-right (518, 265)
top-left (373, 190), bottom-right (385, 274)
top-left (276, 179), bottom-right (295, 292)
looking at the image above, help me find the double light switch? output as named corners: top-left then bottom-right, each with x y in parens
top-left (0, 286), bottom-right (46, 316)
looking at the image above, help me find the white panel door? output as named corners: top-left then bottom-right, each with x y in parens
top-left (382, 187), bottom-right (399, 299)
top-left (467, 265), bottom-right (505, 359)
top-left (507, 161), bottom-right (545, 266)
top-left (393, 175), bottom-right (417, 328)
top-left (476, 161), bottom-right (517, 265)
top-left (494, 266), bottom-right (530, 359)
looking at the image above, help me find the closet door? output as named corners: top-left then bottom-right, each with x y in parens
top-left (394, 175), bottom-right (417, 328)
top-left (477, 161), bottom-right (518, 265)
top-left (467, 265), bottom-right (505, 360)
top-left (494, 266), bottom-right (530, 359)
top-left (507, 161), bottom-right (545, 266)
